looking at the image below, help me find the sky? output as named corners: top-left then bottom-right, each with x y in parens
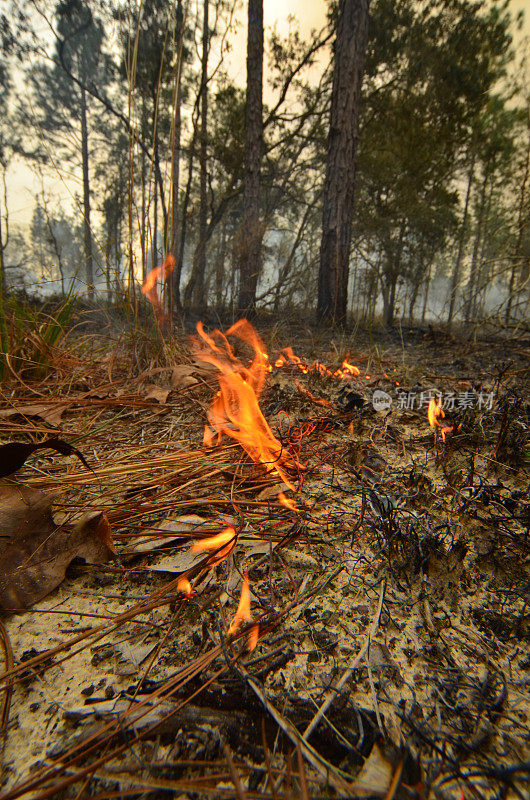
top-left (5, 0), bottom-right (530, 232)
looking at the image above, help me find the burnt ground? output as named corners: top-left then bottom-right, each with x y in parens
top-left (0, 319), bottom-right (528, 800)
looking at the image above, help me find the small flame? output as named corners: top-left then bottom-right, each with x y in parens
top-left (177, 576), bottom-right (192, 596)
top-left (227, 572), bottom-right (259, 651)
top-left (334, 359), bottom-right (360, 378)
top-left (191, 526), bottom-right (237, 567)
top-left (428, 397), bottom-right (444, 428)
top-left (141, 254), bottom-right (176, 323)
top-left (274, 346), bottom-right (360, 380)
top-left (278, 491), bottom-right (297, 512)
top-left (427, 398), bottom-right (453, 441)
top-left (228, 571), bottom-right (252, 636)
top-left (195, 320), bottom-right (299, 489)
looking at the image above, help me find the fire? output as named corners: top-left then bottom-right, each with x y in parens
top-left (191, 525), bottom-right (238, 568)
top-left (278, 491), bottom-right (297, 512)
top-left (177, 576), bottom-right (192, 596)
top-left (227, 571), bottom-right (258, 650)
top-left (195, 319), bottom-right (299, 489)
top-left (141, 254), bottom-right (176, 323)
top-left (274, 346), bottom-right (360, 380)
top-left (335, 359), bottom-right (360, 377)
top-left (428, 397), bottom-right (444, 427)
top-left (428, 397), bottom-right (453, 441)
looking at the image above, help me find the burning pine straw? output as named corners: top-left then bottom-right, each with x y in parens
top-left (0, 318), bottom-right (529, 800)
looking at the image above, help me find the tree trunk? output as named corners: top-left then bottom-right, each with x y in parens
top-left (169, 0), bottom-right (184, 313)
top-left (421, 266), bottom-right (431, 323)
top-left (316, 0), bottom-right (370, 326)
top-left (506, 128), bottom-right (530, 322)
top-left (184, 0), bottom-right (209, 308)
top-left (447, 141), bottom-right (476, 327)
top-left (141, 97), bottom-right (147, 283)
top-left (237, 0), bottom-right (264, 317)
top-left (0, 177), bottom-right (7, 297)
top-left (465, 168), bottom-right (489, 323)
top-left (80, 85), bottom-right (94, 299)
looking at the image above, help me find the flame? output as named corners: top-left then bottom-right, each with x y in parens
top-left (428, 397), bottom-right (444, 428)
top-left (274, 346), bottom-right (360, 380)
top-left (177, 576), bottom-right (192, 596)
top-left (278, 491), bottom-right (297, 512)
top-left (195, 319), bottom-right (299, 489)
top-left (335, 359), bottom-right (360, 378)
top-left (141, 254), bottom-right (176, 323)
top-left (191, 525), bottom-right (237, 568)
top-left (427, 398), bottom-right (453, 441)
top-left (228, 571), bottom-right (259, 650)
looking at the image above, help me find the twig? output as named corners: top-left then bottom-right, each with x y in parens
top-left (302, 578), bottom-right (387, 741)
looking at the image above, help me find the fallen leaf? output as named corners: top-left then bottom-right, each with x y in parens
top-left (125, 514), bottom-right (220, 554)
top-left (0, 404), bottom-right (65, 427)
top-left (0, 486), bottom-right (115, 612)
top-left (171, 365), bottom-right (199, 388)
top-left (350, 742), bottom-right (393, 796)
top-left (256, 483), bottom-right (289, 500)
top-left (142, 384), bottom-right (171, 404)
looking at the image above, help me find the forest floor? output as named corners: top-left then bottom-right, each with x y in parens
top-left (0, 315), bottom-right (529, 800)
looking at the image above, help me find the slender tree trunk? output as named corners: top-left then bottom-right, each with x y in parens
top-left (169, 0), bottom-right (184, 312)
top-left (152, 134), bottom-right (159, 273)
top-left (184, 0), bottom-right (209, 308)
top-left (141, 99), bottom-right (147, 282)
top-left (447, 141), bottom-right (476, 327)
top-left (506, 128), bottom-right (530, 321)
top-left (465, 168), bottom-right (489, 323)
top-left (215, 221), bottom-right (227, 307)
top-left (317, 0), bottom-right (370, 325)
top-left (421, 266), bottom-right (431, 323)
top-left (80, 85), bottom-right (94, 299)
top-left (237, 0), bottom-right (264, 317)
top-left (0, 180), bottom-right (6, 296)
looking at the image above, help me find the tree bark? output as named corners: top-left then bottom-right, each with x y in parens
top-left (237, 0), bottom-right (264, 317)
top-left (465, 168), bottom-right (490, 322)
top-left (80, 84), bottom-right (94, 299)
top-left (316, 0), bottom-right (370, 326)
top-left (184, 0), bottom-right (209, 308)
top-left (447, 141), bottom-right (476, 327)
top-left (169, 0), bottom-right (184, 313)
top-left (0, 175), bottom-right (7, 297)
top-left (506, 128), bottom-right (530, 322)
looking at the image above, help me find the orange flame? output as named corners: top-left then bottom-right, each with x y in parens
top-left (428, 397), bottom-right (444, 428)
top-left (335, 359), bottom-right (360, 378)
top-left (195, 320), bottom-right (299, 489)
top-left (278, 491), bottom-right (297, 512)
top-left (141, 254), bottom-right (176, 323)
top-left (177, 576), bottom-right (192, 596)
top-left (428, 397), bottom-right (453, 441)
top-left (274, 346), bottom-right (360, 380)
top-left (191, 525), bottom-right (237, 568)
top-left (228, 571), bottom-right (259, 650)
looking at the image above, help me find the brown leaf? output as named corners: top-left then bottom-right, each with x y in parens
top-left (142, 384), bottom-right (172, 403)
top-left (171, 365), bottom-right (199, 388)
top-left (0, 404), bottom-right (65, 427)
top-left (125, 514), bottom-right (211, 554)
top-left (0, 486), bottom-right (115, 612)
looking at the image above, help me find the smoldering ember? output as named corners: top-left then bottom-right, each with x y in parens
top-left (0, 1), bottom-right (529, 799)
